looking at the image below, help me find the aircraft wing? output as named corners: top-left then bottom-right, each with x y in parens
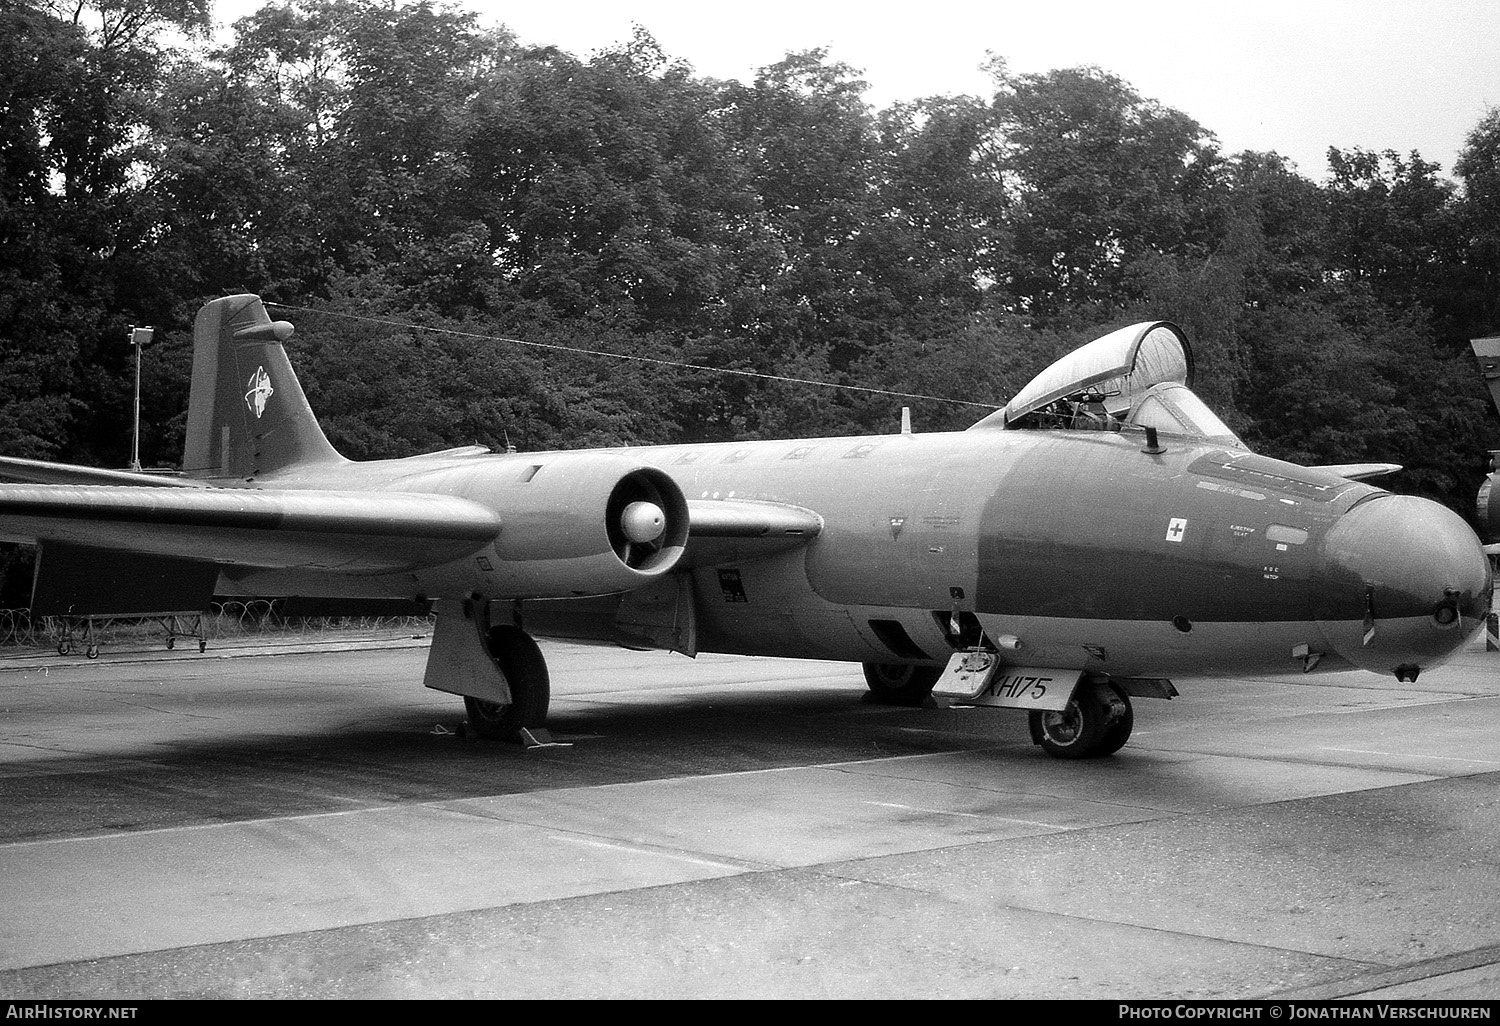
top-left (0, 479), bottom-right (818, 580)
top-left (0, 484), bottom-right (500, 573)
top-left (687, 498), bottom-right (823, 538)
top-left (1314, 463), bottom-right (1403, 481)
top-left (681, 498), bottom-right (823, 568)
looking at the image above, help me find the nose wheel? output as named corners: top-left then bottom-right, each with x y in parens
top-left (1029, 680), bottom-right (1133, 759)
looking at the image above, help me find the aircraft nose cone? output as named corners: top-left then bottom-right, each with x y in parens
top-left (1315, 495), bottom-right (1492, 677)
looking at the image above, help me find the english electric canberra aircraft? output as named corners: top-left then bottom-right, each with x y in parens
top-left (0, 295), bottom-right (1490, 758)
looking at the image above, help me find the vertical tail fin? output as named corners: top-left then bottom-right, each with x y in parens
top-left (183, 294), bottom-right (346, 481)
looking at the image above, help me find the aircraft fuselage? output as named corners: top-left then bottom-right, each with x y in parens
top-left (222, 423), bottom-right (1490, 684)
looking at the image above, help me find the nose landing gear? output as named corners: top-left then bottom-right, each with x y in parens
top-left (1028, 679), bottom-right (1133, 759)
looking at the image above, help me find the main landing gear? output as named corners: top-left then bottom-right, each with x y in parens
top-left (462, 625), bottom-right (551, 740)
top-left (1028, 679), bottom-right (1134, 759)
top-left (425, 604), bottom-right (555, 745)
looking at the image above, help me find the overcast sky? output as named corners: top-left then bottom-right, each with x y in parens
top-left (216, 0), bottom-right (1500, 182)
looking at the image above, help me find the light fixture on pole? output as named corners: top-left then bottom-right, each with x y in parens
top-left (129, 325), bottom-right (155, 471)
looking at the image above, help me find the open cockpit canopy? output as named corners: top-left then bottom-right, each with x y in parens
top-left (970, 320), bottom-right (1243, 447)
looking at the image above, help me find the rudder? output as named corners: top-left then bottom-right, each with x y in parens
top-left (183, 294), bottom-right (345, 480)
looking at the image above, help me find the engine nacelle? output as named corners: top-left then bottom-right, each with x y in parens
top-left (439, 453), bottom-right (690, 598)
top-left (1479, 462), bottom-right (1500, 545)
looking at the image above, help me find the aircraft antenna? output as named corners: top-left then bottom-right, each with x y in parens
top-left (266, 304), bottom-right (1001, 412)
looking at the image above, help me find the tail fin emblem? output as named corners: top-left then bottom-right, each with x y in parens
top-left (244, 366), bottom-right (275, 419)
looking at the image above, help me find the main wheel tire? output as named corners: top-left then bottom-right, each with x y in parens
top-left (1092, 692), bottom-right (1135, 757)
top-left (1028, 681), bottom-right (1132, 759)
top-left (862, 662), bottom-right (942, 707)
top-left (464, 625), bottom-right (551, 740)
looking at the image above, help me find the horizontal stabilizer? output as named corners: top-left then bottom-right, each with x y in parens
top-left (0, 484), bottom-right (500, 573)
top-left (0, 455), bottom-right (199, 488)
top-left (1314, 462), bottom-right (1402, 481)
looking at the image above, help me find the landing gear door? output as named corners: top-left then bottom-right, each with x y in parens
top-left (932, 650), bottom-right (1081, 712)
top-left (423, 599), bottom-right (512, 705)
top-left (614, 573), bottom-right (698, 656)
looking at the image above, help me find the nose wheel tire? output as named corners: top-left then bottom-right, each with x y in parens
top-left (862, 662), bottom-right (942, 707)
top-left (1029, 681), bottom-right (1133, 759)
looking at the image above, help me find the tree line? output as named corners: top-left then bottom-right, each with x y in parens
top-left (4, 0), bottom-right (1500, 518)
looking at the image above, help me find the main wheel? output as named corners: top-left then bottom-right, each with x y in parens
top-left (463, 625), bottom-right (551, 740)
top-left (862, 662), bottom-right (942, 707)
top-left (1028, 681), bottom-right (1133, 759)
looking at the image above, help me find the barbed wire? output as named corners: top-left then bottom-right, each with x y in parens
top-left (0, 603), bottom-right (434, 650)
top-left (0, 608), bottom-right (44, 648)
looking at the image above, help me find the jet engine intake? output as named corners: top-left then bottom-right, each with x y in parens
top-left (607, 472), bottom-right (678, 572)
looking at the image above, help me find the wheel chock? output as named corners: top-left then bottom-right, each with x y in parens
top-left (517, 727), bottom-right (571, 749)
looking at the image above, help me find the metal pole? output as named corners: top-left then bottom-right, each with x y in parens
top-left (128, 326), bottom-right (153, 472)
top-left (131, 329), bottom-right (142, 471)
